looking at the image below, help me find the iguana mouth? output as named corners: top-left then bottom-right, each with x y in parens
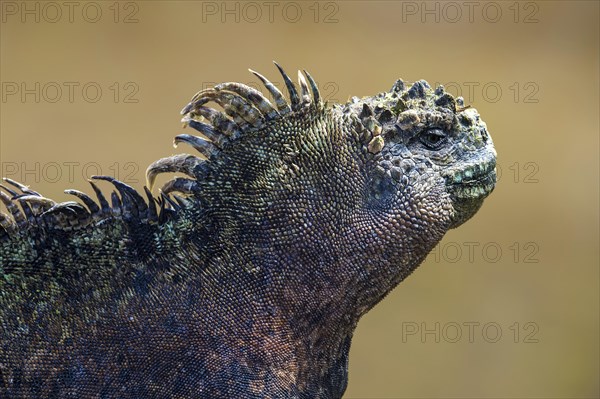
top-left (444, 155), bottom-right (497, 199)
top-left (450, 169), bottom-right (496, 198)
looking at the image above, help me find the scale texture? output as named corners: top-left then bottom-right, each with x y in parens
top-left (0, 64), bottom-right (497, 398)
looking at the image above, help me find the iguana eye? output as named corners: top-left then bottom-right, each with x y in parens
top-left (420, 128), bottom-right (447, 150)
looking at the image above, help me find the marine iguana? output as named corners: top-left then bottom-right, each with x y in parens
top-left (0, 63), bottom-right (497, 398)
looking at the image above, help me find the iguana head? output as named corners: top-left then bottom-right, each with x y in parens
top-left (341, 79), bottom-right (497, 232)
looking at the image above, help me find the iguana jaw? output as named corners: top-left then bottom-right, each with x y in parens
top-left (444, 144), bottom-right (497, 228)
top-left (444, 148), bottom-right (496, 197)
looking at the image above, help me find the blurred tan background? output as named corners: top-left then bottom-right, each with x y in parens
top-left (1, 1), bottom-right (598, 398)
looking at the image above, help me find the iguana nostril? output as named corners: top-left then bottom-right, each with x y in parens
top-left (481, 127), bottom-right (489, 142)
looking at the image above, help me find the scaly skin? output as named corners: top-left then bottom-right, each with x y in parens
top-left (0, 64), bottom-right (496, 398)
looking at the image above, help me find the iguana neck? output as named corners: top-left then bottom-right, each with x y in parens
top-left (177, 191), bottom-right (449, 396)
